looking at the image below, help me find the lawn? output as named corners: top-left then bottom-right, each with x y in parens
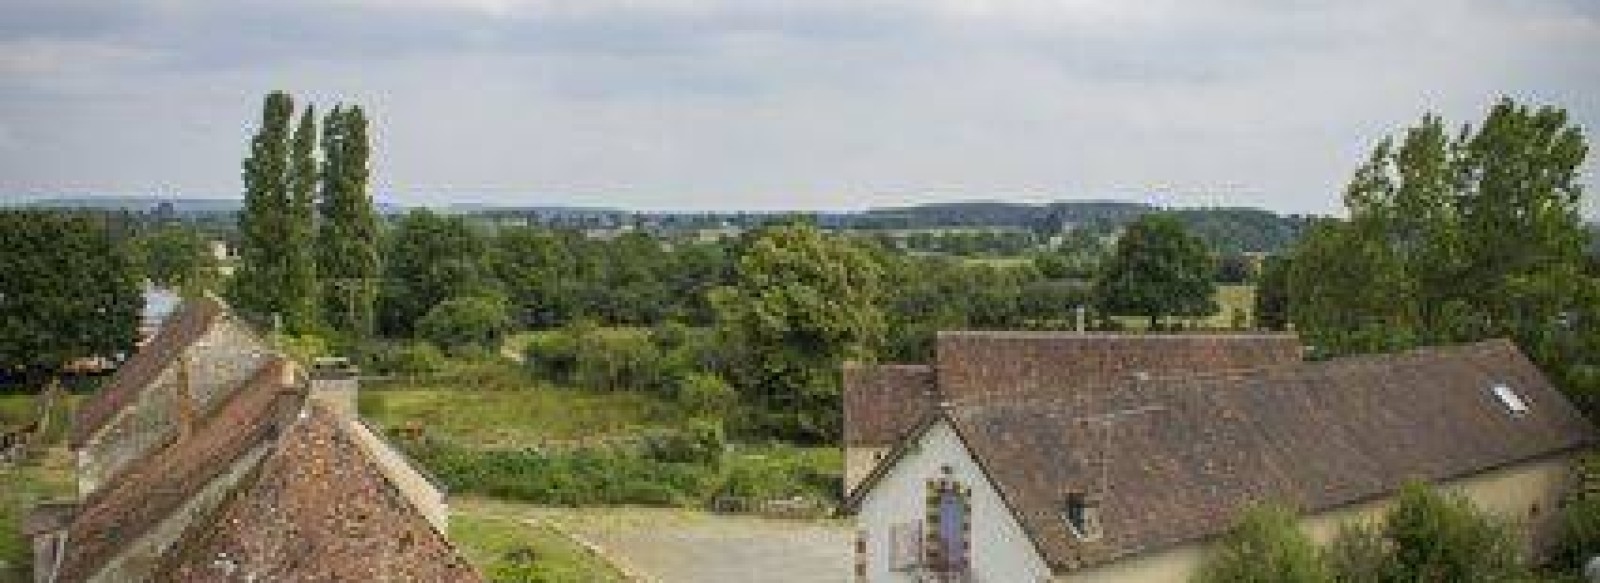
top-left (361, 385), bottom-right (681, 448)
top-left (450, 502), bottom-right (628, 583)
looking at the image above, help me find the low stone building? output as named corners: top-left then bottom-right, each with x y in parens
top-left (28, 297), bottom-right (479, 583)
top-left (843, 332), bottom-right (1304, 494)
top-left (844, 339), bottom-right (1596, 583)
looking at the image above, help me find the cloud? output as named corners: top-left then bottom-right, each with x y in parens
top-left (0, 0), bottom-right (1596, 215)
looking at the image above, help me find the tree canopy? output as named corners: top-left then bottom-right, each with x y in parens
top-left (1094, 214), bottom-right (1218, 329)
top-left (0, 211), bottom-right (141, 374)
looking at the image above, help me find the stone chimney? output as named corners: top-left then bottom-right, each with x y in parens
top-left (308, 356), bottom-right (359, 419)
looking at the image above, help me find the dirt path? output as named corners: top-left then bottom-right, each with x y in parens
top-left (457, 498), bottom-right (852, 583)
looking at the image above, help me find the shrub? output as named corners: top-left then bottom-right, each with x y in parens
top-left (675, 373), bottom-right (736, 416)
top-left (419, 295), bottom-right (513, 354)
top-left (1322, 521), bottom-right (1393, 583)
top-left (642, 419), bottom-right (725, 466)
top-left (1383, 482), bottom-right (1524, 583)
top-left (1193, 504), bottom-right (1332, 583)
top-left (361, 341), bottom-right (448, 375)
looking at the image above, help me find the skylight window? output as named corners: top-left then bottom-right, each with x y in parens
top-left (1062, 493), bottom-right (1102, 541)
top-left (1491, 384), bottom-right (1529, 415)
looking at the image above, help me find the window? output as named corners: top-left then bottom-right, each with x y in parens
top-left (1491, 384), bottom-right (1530, 415)
top-left (889, 521), bottom-right (922, 571)
top-left (1063, 493), bottom-right (1102, 541)
top-left (937, 487), bottom-right (969, 571)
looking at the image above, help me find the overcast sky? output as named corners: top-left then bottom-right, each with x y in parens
top-left (1, 0), bottom-right (1596, 215)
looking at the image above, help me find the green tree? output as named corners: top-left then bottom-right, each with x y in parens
top-left (231, 91), bottom-right (296, 324)
top-left (1193, 504), bottom-right (1332, 583)
top-left (380, 209), bottom-right (496, 336)
top-left (711, 223), bottom-right (886, 442)
top-left (1287, 221), bottom-right (1419, 356)
top-left (130, 225), bottom-right (220, 296)
top-left (283, 104), bottom-right (320, 333)
top-left (417, 295), bottom-right (512, 355)
top-left (1382, 482), bottom-right (1524, 583)
top-left (1254, 255), bottom-right (1290, 331)
top-left (1285, 99), bottom-right (1596, 416)
top-left (1094, 214), bottom-right (1218, 329)
top-left (0, 211), bottom-right (141, 375)
top-left (318, 105), bottom-right (381, 337)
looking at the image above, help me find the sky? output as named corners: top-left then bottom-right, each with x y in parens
top-left (0, 0), bottom-right (1597, 216)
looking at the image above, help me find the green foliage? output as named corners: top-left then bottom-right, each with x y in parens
top-left (1193, 504), bottom-right (1332, 583)
top-left (381, 210), bottom-right (497, 336)
top-left (1323, 521), bottom-right (1394, 583)
top-left (283, 105), bottom-right (320, 333)
top-left (712, 223), bottom-right (886, 443)
top-left (318, 104), bottom-right (380, 337)
top-left (1286, 100), bottom-right (1596, 415)
top-left (0, 211), bottom-right (141, 373)
top-left (1095, 214), bottom-right (1219, 328)
top-left (1382, 482), bottom-right (1525, 582)
top-left (411, 439), bottom-right (716, 507)
top-left (129, 224), bottom-right (220, 296)
top-left (449, 513), bottom-right (627, 583)
top-left (1254, 255), bottom-right (1291, 331)
top-left (419, 295), bottom-right (514, 355)
top-left (359, 341), bottom-right (448, 375)
top-left (674, 372), bottom-right (737, 416)
top-left (1553, 454), bottom-right (1600, 569)
top-left (231, 90), bottom-right (298, 324)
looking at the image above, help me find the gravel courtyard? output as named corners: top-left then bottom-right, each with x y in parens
top-left (459, 499), bottom-right (853, 583)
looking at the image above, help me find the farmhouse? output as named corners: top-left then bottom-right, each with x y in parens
top-left (844, 337), bottom-right (1596, 583)
top-left (843, 332), bottom-right (1304, 494)
top-left (26, 296), bottom-right (478, 582)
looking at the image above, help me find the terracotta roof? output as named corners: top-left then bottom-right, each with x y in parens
top-left (56, 358), bottom-right (300, 583)
top-left (937, 339), bottom-right (1595, 572)
top-left (843, 364), bottom-right (935, 446)
top-left (71, 296), bottom-right (224, 447)
top-left (934, 331), bottom-right (1303, 402)
top-left (155, 403), bottom-right (484, 582)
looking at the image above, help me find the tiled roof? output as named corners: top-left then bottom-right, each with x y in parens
top-left (934, 331), bottom-right (1303, 402)
top-left (843, 364), bottom-right (935, 446)
top-left (56, 358), bottom-right (300, 583)
top-left (842, 332), bottom-right (1304, 449)
top-left (71, 296), bottom-right (224, 446)
top-left (944, 339), bottom-right (1596, 572)
top-left (156, 403), bottom-right (484, 582)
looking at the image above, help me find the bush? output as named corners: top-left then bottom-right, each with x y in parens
top-left (642, 419), bottom-right (725, 466)
top-left (1193, 504), bottom-right (1331, 583)
top-left (1322, 521), bottom-right (1393, 583)
top-left (419, 295), bottom-right (513, 354)
top-left (1383, 482), bottom-right (1524, 583)
top-left (675, 373), bottom-right (736, 416)
top-left (360, 341), bottom-right (448, 375)
top-left (412, 439), bottom-right (714, 507)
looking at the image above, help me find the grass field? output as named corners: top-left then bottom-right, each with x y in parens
top-left (361, 387), bottom-right (679, 448)
top-left (450, 501), bottom-right (628, 583)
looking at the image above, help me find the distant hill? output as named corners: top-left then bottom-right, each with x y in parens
top-left (10, 195), bottom-right (407, 215)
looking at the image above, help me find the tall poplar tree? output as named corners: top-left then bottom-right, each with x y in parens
top-left (232, 91), bottom-right (295, 324)
top-left (318, 105), bottom-right (381, 337)
top-left (283, 105), bottom-right (320, 333)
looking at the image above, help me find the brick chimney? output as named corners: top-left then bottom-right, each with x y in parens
top-left (308, 356), bottom-right (359, 419)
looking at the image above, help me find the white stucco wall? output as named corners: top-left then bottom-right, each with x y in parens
top-left (857, 422), bottom-right (1578, 583)
top-left (857, 421), bottom-right (1054, 583)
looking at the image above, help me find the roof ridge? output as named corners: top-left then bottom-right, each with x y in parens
top-left (71, 296), bottom-right (225, 446)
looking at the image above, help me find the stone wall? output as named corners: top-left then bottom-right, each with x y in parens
top-left (77, 317), bottom-right (273, 496)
